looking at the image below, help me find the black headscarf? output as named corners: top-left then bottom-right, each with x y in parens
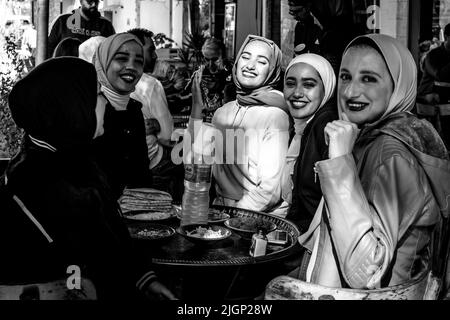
top-left (8, 57), bottom-right (98, 154)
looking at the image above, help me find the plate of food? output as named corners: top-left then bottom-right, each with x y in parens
top-left (224, 216), bottom-right (277, 240)
top-left (122, 207), bottom-right (177, 222)
top-left (173, 206), bottom-right (230, 224)
top-left (128, 223), bottom-right (175, 242)
top-left (177, 224), bottom-right (232, 245)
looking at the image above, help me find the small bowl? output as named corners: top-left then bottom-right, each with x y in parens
top-left (173, 206), bottom-right (230, 224)
top-left (177, 224), bottom-right (232, 245)
top-left (128, 222), bottom-right (175, 242)
top-left (224, 217), bottom-right (277, 240)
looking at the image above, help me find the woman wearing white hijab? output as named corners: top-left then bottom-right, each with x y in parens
top-left (270, 54), bottom-right (337, 231)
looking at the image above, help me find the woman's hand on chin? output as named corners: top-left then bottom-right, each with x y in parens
top-left (324, 113), bottom-right (360, 159)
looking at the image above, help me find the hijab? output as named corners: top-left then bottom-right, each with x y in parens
top-left (281, 53), bottom-right (336, 203)
top-left (8, 57), bottom-right (98, 154)
top-left (341, 34), bottom-right (417, 125)
top-left (93, 33), bottom-right (143, 111)
top-left (232, 35), bottom-right (288, 114)
top-left (79, 36), bottom-right (106, 63)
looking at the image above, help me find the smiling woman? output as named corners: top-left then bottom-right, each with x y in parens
top-left (106, 41), bottom-right (144, 94)
top-left (92, 33), bottom-right (153, 199)
top-left (269, 53), bottom-right (337, 227)
top-left (188, 35), bottom-right (291, 213)
top-left (296, 34), bottom-right (450, 290)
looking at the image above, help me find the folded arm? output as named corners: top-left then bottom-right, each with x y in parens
top-left (316, 152), bottom-right (426, 288)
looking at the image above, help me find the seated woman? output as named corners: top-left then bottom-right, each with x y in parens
top-left (0, 57), bottom-right (174, 300)
top-left (189, 35), bottom-right (290, 213)
top-left (269, 53), bottom-right (337, 230)
top-left (296, 34), bottom-right (450, 289)
top-left (92, 33), bottom-right (153, 199)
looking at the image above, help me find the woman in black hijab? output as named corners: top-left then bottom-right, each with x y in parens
top-left (0, 57), bottom-right (175, 300)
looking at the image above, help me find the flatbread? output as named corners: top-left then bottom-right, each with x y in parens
top-left (124, 211), bottom-right (172, 221)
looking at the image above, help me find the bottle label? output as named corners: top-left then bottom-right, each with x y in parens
top-left (184, 164), bottom-right (212, 183)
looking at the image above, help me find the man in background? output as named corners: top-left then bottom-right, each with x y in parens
top-left (128, 28), bottom-right (174, 170)
top-left (289, 0), bottom-right (322, 55)
top-left (418, 23), bottom-right (450, 104)
top-left (47, 0), bottom-right (115, 58)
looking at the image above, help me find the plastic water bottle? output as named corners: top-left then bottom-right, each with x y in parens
top-left (180, 161), bottom-right (212, 226)
top-left (180, 119), bottom-right (213, 226)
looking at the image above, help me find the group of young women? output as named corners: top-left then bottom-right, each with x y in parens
top-left (0, 29), bottom-right (449, 300)
top-left (191, 33), bottom-right (450, 291)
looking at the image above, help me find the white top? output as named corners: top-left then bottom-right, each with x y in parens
top-left (131, 73), bottom-right (174, 169)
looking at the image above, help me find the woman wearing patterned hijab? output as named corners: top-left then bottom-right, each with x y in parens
top-left (189, 35), bottom-right (290, 212)
top-left (92, 33), bottom-right (153, 199)
top-left (1, 57), bottom-right (175, 300)
top-left (270, 53), bottom-right (338, 226)
top-left (295, 34), bottom-right (450, 289)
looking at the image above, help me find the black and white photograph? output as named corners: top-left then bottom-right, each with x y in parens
top-left (0, 0), bottom-right (449, 314)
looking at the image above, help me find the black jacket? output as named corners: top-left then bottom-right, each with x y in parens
top-left (93, 98), bottom-right (153, 200)
top-left (0, 141), bottom-right (155, 299)
top-left (47, 9), bottom-right (115, 58)
top-left (286, 101), bottom-right (338, 232)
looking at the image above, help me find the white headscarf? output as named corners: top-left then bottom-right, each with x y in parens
top-left (285, 53), bottom-right (336, 113)
top-left (281, 53), bottom-right (336, 204)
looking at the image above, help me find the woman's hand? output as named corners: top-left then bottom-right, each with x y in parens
top-left (324, 113), bottom-right (360, 159)
top-left (191, 66), bottom-right (204, 119)
top-left (145, 280), bottom-right (178, 300)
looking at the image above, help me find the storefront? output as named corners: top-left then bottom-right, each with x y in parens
top-left (209, 0), bottom-right (416, 68)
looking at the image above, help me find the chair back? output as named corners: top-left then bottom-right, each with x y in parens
top-left (265, 266), bottom-right (430, 300)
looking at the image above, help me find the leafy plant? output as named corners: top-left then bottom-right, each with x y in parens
top-left (182, 30), bottom-right (206, 70)
top-left (0, 35), bottom-right (25, 158)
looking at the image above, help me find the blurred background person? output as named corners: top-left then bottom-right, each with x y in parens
top-left (52, 37), bottom-right (82, 58)
top-left (47, 0), bottom-right (115, 58)
top-left (19, 20), bottom-right (36, 71)
top-left (185, 37), bottom-right (234, 123)
top-left (128, 28), bottom-right (174, 169)
top-left (289, 0), bottom-right (322, 55)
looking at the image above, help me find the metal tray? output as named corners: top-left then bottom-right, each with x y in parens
top-left (142, 205), bottom-right (301, 267)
